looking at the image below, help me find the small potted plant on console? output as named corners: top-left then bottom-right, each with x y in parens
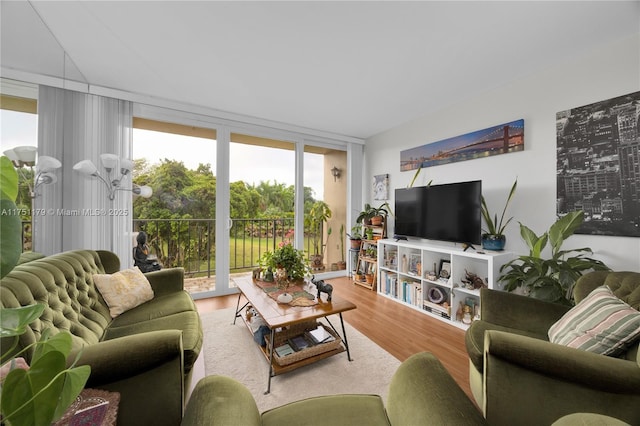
top-left (480, 179), bottom-right (517, 251)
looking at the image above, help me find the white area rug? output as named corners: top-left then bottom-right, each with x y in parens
top-left (201, 308), bottom-right (401, 412)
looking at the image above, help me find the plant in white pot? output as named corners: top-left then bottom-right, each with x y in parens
top-left (480, 179), bottom-right (517, 250)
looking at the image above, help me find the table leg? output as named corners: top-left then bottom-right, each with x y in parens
top-left (324, 314), bottom-right (353, 361)
top-left (233, 293), bottom-right (249, 325)
top-left (265, 328), bottom-right (276, 395)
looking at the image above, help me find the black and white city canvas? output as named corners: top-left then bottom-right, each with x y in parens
top-left (556, 91), bottom-right (640, 237)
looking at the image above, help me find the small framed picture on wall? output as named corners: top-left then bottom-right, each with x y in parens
top-left (373, 174), bottom-right (389, 200)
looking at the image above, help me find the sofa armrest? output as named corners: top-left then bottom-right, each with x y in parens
top-left (484, 330), bottom-right (640, 425)
top-left (71, 330), bottom-right (184, 385)
top-left (70, 330), bottom-right (185, 426)
top-left (480, 288), bottom-right (570, 335)
top-left (387, 352), bottom-right (487, 425)
top-left (145, 267), bottom-right (185, 296)
top-left (182, 376), bottom-right (261, 426)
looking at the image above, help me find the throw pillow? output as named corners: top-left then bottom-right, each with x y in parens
top-left (548, 285), bottom-right (640, 356)
top-left (93, 267), bottom-right (154, 318)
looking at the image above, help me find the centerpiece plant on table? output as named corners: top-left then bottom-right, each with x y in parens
top-left (258, 230), bottom-right (311, 283)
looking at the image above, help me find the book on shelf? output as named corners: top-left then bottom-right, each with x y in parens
top-left (275, 343), bottom-right (295, 357)
top-left (305, 325), bottom-right (336, 344)
top-left (288, 335), bottom-right (314, 351)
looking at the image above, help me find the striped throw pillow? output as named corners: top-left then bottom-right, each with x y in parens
top-left (548, 285), bottom-right (640, 356)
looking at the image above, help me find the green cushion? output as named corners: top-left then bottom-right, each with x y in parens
top-left (261, 394), bottom-right (389, 426)
top-left (548, 286), bottom-right (640, 356)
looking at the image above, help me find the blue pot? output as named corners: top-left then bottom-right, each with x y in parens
top-left (482, 234), bottom-right (506, 251)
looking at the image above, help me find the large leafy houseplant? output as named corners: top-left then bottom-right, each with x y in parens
top-left (499, 211), bottom-right (610, 305)
top-left (0, 155), bottom-right (90, 426)
top-left (259, 240), bottom-right (311, 282)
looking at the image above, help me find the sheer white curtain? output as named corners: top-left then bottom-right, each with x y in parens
top-left (35, 86), bottom-right (133, 266)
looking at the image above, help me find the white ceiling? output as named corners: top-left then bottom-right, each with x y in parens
top-left (1, 1), bottom-right (639, 139)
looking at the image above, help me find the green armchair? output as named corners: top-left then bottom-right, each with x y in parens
top-left (465, 271), bottom-right (640, 425)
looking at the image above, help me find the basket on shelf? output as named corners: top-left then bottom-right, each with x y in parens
top-left (265, 321), bottom-right (342, 366)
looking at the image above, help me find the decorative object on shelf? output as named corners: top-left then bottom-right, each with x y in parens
top-left (439, 259), bottom-right (451, 279)
top-left (462, 305), bottom-right (472, 324)
top-left (311, 275), bottom-right (333, 302)
top-left (400, 118), bottom-right (524, 171)
top-left (499, 211), bottom-right (610, 305)
top-left (3, 146), bottom-right (62, 198)
top-left (306, 201), bottom-right (332, 271)
top-left (373, 173), bottom-right (389, 200)
top-left (73, 154), bottom-right (152, 201)
top-left (480, 179), bottom-right (517, 251)
top-left (401, 254), bottom-right (408, 273)
top-left (427, 286), bottom-right (446, 304)
top-left (331, 166), bottom-right (341, 182)
top-left (461, 270), bottom-right (487, 290)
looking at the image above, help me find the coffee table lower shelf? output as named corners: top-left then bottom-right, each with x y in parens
top-left (258, 344), bottom-right (346, 375)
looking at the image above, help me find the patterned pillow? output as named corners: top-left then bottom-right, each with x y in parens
top-left (548, 285), bottom-right (640, 356)
top-left (93, 267), bottom-right (154, 318)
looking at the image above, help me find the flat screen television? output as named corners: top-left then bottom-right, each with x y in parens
top-left (394, 180), bottom-right (482, 245)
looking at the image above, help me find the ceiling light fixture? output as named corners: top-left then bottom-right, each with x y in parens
top-left (73, 154), bottom-right (152, 201)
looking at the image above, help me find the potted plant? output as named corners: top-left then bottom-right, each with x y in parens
top-left (306, 201), bottom-right (332, 270)
top-left (356, 202), bottom-right (392, 226)
top-left (0, 156), bottom-right (91, 426)
top-left (336, 224), bottom-right (347, 270)
top-left (347, 225), bottom-right (363, 249)
top-left (498, 210), bottom-right (610, 305)
top-left (480, 179), bottom-right (517, 250)
top-left (258, 241), bottom-right (310, 283)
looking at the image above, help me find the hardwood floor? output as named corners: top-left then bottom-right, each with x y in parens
top-left (194, 276), bottom-right (473, 400)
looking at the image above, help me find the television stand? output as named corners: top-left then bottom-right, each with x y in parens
top-left (376, 239), bottom-right (514, 330)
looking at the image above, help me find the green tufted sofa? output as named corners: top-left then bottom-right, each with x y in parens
top-left (465, 271), bottom-right (640, 426)
top-left (0, 249), bottom-right (203, 426)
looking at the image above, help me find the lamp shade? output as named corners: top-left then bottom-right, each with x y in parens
top-left (3, 148), bottom-right (19, 162)
top-left (120, 158), bottom-right (133, 175)
top-left (36, 156), bottom-right (62, 173)
top-left (73, 160), bottom-right (98, 176)
top-left (100, 154), bottom-right (119, 171)
top-left (133, 185), bottom-right (153, 198)
top-left (13, 146), bottom-right (37, 165)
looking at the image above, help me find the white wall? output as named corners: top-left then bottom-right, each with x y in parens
top-left (365, 34), bottom-right (640, 271)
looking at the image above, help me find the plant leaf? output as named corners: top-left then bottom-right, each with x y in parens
top-left (0, 156), bottom-right (19, 202)
top-left (33, 331), bottom-right (73, 362)
top-left (0, 304), bottom-right (45, 338)
top-left (548, 211), bottom-right (583, 255)
top-left (52, 365), bottom-right (91, 421)
top-left (0, 198), bottom-right (22, 279)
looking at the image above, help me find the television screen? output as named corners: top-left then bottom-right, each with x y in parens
top-left (394, 180), bottom-right (482, 245)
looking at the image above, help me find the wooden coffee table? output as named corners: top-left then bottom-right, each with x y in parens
top-left (233, 277), bottom-right (357, 394)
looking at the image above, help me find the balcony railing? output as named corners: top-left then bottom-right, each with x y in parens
top-left (133, 218), bottom-right (320, 278)
top-left (20, 218), bottom-right (322, 279)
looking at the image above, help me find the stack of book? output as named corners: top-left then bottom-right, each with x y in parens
top-left (304, 325), bottom-right (336, 345)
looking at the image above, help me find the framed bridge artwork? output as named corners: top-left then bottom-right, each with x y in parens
top-left (400, 119), bottom-right (525, 171)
